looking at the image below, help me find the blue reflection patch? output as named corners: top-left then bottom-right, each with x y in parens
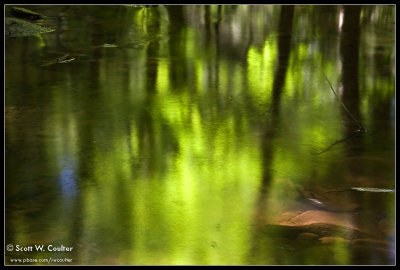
top-left (59, 156), bottom-right (77, 198)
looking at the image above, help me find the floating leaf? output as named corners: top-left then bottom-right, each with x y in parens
top-left (40, 54), bottom-right (76, 67)
top-left (98, 43), bottom-right (118, 48)
top-left (59, 57), bottom-right (76, 64)
top-left (350, 187), bottom-right (395, 193)
top-left (5, 17), bottom-right (54, 37)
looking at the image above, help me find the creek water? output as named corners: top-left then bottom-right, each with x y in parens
top-left (5, 5), bottom-right (395, 265)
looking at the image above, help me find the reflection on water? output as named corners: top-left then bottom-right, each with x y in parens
top-left (5, 5), bottom-right (395, 265)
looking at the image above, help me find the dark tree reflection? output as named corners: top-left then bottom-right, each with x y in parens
top-left (166, 6), bottom-right (188, 91)
top-left (340, 6), bottom-right (365, 156)
top-left (249, 5), bottom-right (294, 264)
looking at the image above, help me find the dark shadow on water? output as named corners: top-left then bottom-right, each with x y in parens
top-left (340, 5), bottom-right (364, 148)
top-left (166, 6), bottom-right (188, 91)
top-left (248, 5), bottom-right (294, 264)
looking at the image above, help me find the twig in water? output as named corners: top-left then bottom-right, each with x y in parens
top-left (313, 68), bottom-right (367, 155)
top-left (312, 129), bottom-right (364, 155)
top-left (319, 68), bottom-right (366, 132)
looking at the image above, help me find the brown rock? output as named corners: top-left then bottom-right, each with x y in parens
top-left (264, 222), bottom-right (370, 240)
top-left (283, 210), bottom-right (356, 229)
top-left (319, 236), bottom-right (350, 245)
top-left (296, 185), bottom-right (360, 212)
top-left (266, 210), bottom-right (376, 240)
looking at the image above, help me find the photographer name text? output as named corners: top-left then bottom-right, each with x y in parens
top-left (13, 245), bottom-right (74, 252)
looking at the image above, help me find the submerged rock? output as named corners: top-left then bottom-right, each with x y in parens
top-left (263, 209), bottom-right (394, 264)
top-left (265, 222), bottom-right (371, 240)
top-left (5, 17), bottom-right (54, 37)
top-left (296, 185), bottom-right (360, 212)
top-left (319, 236), bottom-right (350, 245)
top-left (265, 210), bottom-right (382, 240)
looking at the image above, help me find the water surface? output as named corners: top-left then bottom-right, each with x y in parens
top-left (5, 5), bottom-right (395, 265)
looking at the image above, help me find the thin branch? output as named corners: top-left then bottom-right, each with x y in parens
top-left (318, 68), bottom-right (366, 132)
top-left (312, 129), bottom-right (364, 155)
top-left (312, 68), bottom-right (367, 155)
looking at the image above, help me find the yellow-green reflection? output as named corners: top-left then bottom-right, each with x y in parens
top-left (247, 41), bottom-right (276, 103)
